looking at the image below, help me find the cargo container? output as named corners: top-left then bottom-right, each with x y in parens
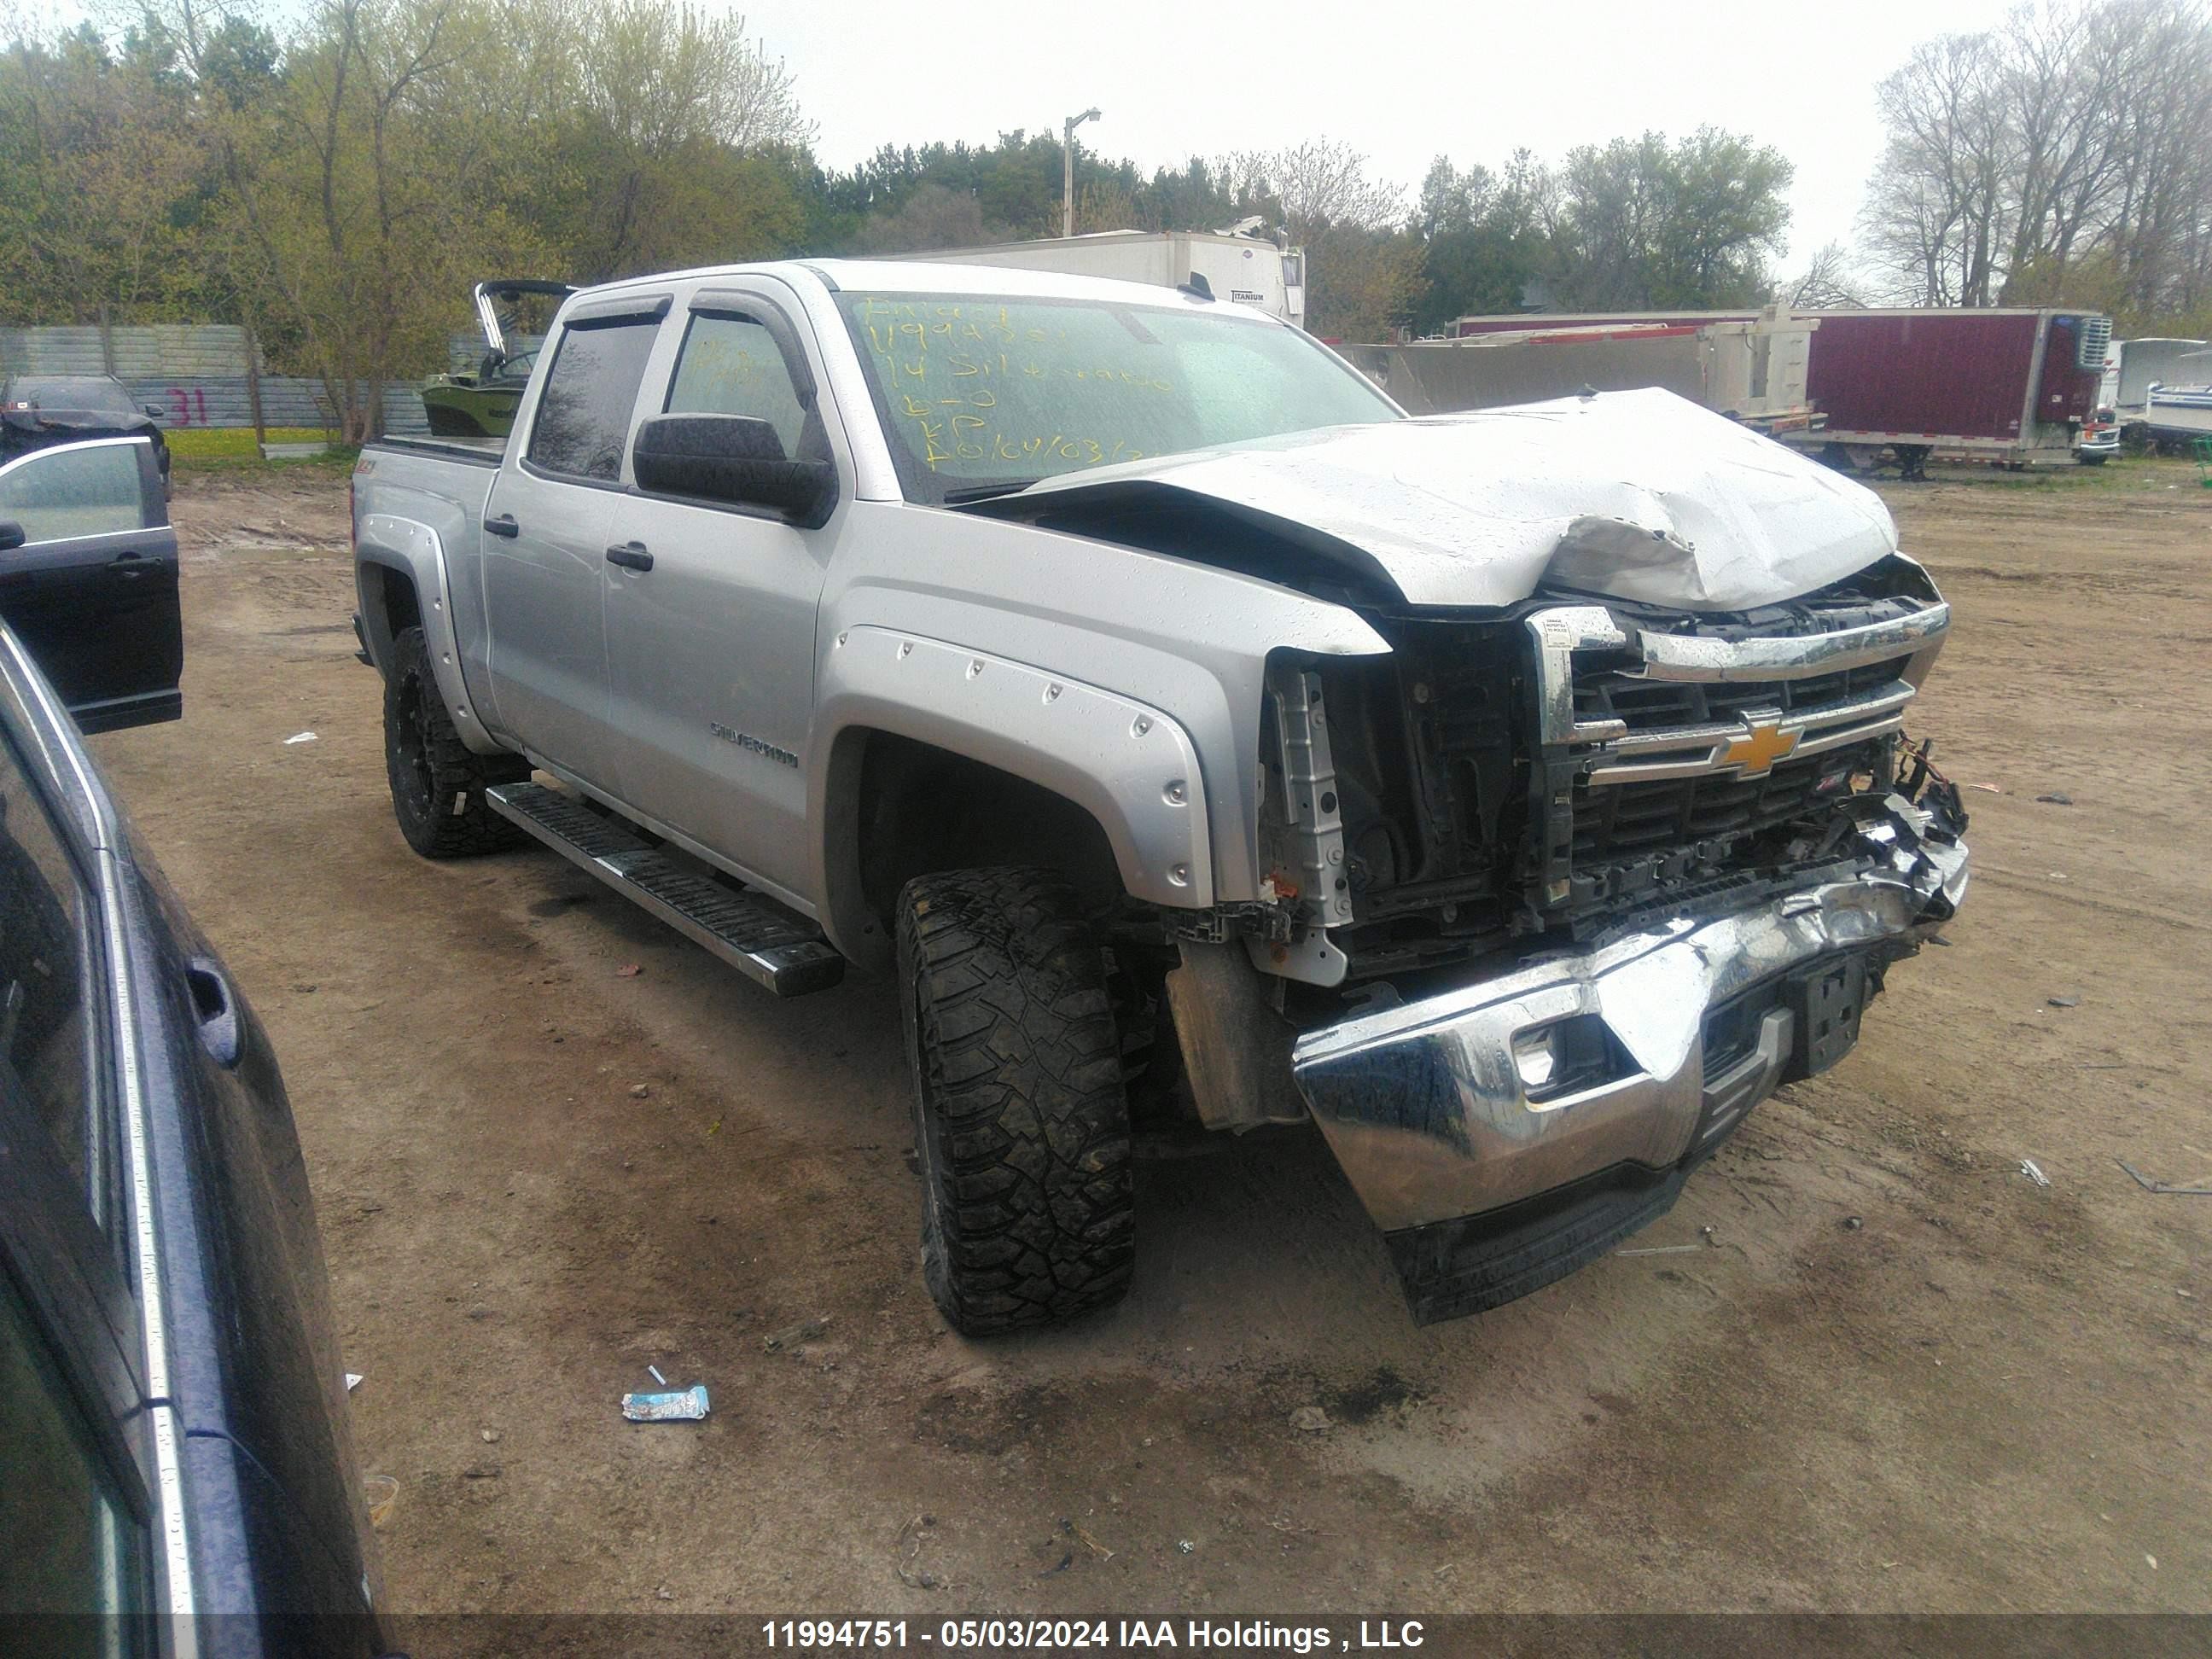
top-left (1338, 309), bottom-right (1817, 435)
top-left (1449, 306), bottom-right (2110, 473)
top-left (895, 230), bottom-right (1306, 329)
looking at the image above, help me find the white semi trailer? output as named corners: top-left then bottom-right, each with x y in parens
top-left (899, 230), bottom-right (1307, 329)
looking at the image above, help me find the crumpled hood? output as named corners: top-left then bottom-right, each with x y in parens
top-left (987, 387), bottom-right (1900, 611)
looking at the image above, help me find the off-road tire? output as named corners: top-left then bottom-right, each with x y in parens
top-left (384, 625), bottom-right (528, 858)
top-left (896, 867), bottom-right (1135, 1335)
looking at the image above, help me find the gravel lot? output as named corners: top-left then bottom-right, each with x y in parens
top-left (90, 457), bottom-right (2209, 1618)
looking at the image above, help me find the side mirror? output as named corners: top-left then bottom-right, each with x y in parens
top-left (632, 415), bottom-right (835, 528)
top-left (0, 521), bottom-right (23, 552)
top-left (145, 404), bottom-right (165, 421)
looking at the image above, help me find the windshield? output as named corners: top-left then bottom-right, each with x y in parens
top-left (9, 377), bottom-right (136, 413)
top-left (835, 291), bottom-right (1398, 504)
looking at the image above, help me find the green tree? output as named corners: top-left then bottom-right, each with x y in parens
top-left (1554, 127), bottom-right (1793, 309)
top-left (1409, 149), bottom-right (1557, 332)
top-left (145, 0), bottom-right (555, 439)
top-left (517, 0), bottom-right (812, 280)
top-left (0, 17), bottom-right (210, 322)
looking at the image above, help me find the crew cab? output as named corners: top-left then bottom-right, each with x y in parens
top-left (351, 261), bottom-right (1970, 1331)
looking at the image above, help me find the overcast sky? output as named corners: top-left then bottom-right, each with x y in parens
top-left (750, 0), bottom-right (2017, 267)
top-left (44, 0), bottom-right (2019, 267)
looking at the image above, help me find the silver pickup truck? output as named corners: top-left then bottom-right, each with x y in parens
top-left (351, 260), bottom-right (1970, 1332)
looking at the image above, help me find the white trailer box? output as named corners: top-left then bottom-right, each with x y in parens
top-left (898, 231), bottom-right (1307, 329)
top-left (2111, 336), bottom-right (2208, 410)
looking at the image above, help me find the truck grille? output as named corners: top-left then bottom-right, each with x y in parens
top-left (1569, 740), bottom-right (1875, 862)
top-left (1523, 595), bottom-right (1950, 921)
top-left (1574, 655), bottom-right (1913, 733)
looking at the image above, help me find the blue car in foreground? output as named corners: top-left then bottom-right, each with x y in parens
top-left (0, 436), bottom-right (383, 1656)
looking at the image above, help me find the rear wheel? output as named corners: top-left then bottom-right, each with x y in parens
top-left (896, 867), bottom-right (1135, 1335)
top-left (383, 625), bottom-right (528, 858)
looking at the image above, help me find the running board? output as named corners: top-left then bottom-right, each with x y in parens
top-left (485, 782), bottom-right (845, 998)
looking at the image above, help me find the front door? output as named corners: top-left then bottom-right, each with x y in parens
top-left (600, 282), bottom-right (845, 909)
top-left (0, 436), bottom-right (181, 732)
top-left (481, 300), bottom-right (667, 793)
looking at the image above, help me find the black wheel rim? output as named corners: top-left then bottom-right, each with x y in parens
top-left (391, 671), bottom-right (437, 824)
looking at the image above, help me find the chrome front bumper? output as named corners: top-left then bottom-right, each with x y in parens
top-left (1292, 793), bottom-right (1968, 1237)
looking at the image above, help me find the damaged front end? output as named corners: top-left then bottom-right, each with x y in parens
top-left (1260, 558), bottom-right (1970, 1323)
top-left (983, 389), bottom-right (1975, 1322)
top-left (1295, 777), bottom-right (1964, 1322)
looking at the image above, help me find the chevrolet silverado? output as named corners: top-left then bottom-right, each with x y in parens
top-left (351, 261), bottom-right (1969, 1332)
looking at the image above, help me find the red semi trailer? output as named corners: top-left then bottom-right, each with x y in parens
top-left (1449, 306), bottom-right (2111, 474)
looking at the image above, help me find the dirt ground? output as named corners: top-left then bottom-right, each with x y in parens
top-left (90, 457), bottom-right (2207, 1619)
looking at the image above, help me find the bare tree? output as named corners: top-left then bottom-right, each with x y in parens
top-left (1221, 137), bottom-right (1406, 236)
top-left (1784, 242), bottom-right (1867, 309)
top-left (1862, 29), bottom-right (2011, 306)
top-left (1861, 0), bottom-right (2212, 326)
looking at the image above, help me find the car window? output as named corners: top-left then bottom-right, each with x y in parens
top-left (0, 444), bottom-right (149, 543)
top-left (0, 1273), bottom-right (149, 1623)
top-left (524, 317), bottom-right (661, 482)
top-left (663, 314), bottom-right (810, 457)
top-left (0, 731), bottom-right (100, 1207)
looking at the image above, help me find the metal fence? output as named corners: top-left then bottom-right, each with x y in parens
top-left (118, 377), bottom-right (434, 435)
top-left (0, 322), bottom-right (251, 378)
top-left (0, 323), bottom-right (429, 437)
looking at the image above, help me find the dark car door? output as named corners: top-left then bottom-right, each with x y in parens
top-left (0, 436), bottom-right (183, 734)
top-left (0, 655), bottom-right (160, 1650)
top-left (0, 629), bottom-right (381, 1653)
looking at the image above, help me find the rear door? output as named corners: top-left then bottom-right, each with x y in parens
top-left (0, 437), bottom-right (181, 733)
top-left (480, 294), bottom-right (668, 792)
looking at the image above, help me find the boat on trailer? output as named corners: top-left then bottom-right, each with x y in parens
top-left (2138, 349), bottom-right (2212, 450)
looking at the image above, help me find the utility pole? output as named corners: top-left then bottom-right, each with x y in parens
top-left (1062, 107), bottom-right (1101, 239)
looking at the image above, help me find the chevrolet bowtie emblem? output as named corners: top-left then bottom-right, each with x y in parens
top-left (1717, 715), bottom-right (1799, 777)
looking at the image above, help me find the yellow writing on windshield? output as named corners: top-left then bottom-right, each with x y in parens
top-left (857, 297), bottom-right (1171, 471)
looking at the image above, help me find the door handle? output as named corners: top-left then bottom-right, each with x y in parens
top-left (184, 957), bottom-right (243, 1069)
top-left (604, 541), bottom-right (654, 572)
top-left (483, 513), bottom-right (520, 538)
top-left (110, 551), bottom-right (151, 579)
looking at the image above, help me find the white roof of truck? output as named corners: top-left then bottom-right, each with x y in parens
top-left (570, 258), bottom-right (1270, 316)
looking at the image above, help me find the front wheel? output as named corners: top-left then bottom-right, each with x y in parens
top-left (383, 625), bottom-right (528, 858)
top-left (896, 868), bottom-right (1135, 1336)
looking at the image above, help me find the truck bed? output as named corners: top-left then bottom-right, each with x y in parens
top-left (371, 434), bottom-right (506, 466)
